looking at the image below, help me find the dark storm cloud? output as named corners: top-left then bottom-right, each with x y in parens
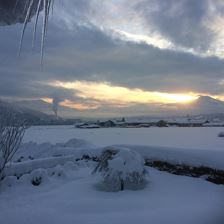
top-left (43, 37), bottom-right (224, 94)
top-left (0, 13), bottom-right (116, 97)
top-left (0, 0), bottom-right (224, 105)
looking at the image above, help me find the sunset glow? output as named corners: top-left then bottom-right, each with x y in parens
top-left (49, 81), bottom-right (199, 107)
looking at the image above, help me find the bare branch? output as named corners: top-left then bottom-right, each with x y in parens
top-left (0, 111), bottom-right (28, 180)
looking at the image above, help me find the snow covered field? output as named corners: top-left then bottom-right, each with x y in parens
top-left (21, 126), bottom-right (224, 169)
top-left (24, 126), bottom-right (224, 150)
top-left (1, 126), bottom-right (224, 224)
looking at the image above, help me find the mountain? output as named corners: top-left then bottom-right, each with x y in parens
top-left (184, 96), bottom-right (224, 114)
top-left (124, 96), bottom-right (224, 123)
top-left (157, 96), bottom-right (224, 116)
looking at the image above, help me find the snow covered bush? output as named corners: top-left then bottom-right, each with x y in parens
top-left (93, 147), bottom-right (147, 191)
top-left (218, 132), bottom-right (224, 137)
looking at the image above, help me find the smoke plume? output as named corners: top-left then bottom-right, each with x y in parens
top-left (52, 94), bottom-right (62, 118)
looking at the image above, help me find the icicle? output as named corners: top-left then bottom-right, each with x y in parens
top-left (45, 0), bottom-right (52, 34)
top-left (13, 0), bottom-right (20, 13)
top-left (18, 0), bottom-right (56, 64)
top-left (40, 0), bottom-right (52, 64)
top-left (51, 0), bottom-right (54, 15)
top-left (19, 0), bottom-right (34, 56)
top-left (40, 0), bottom-right (48, 65)
top-left (22, 0), bottom-right (30, 16)
top-left (32, 0), bottom-right (42, 48)
top-left (47, 0), bottom-right (52, 16)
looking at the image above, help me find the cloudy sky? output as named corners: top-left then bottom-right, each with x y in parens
top-left (0, 0), bottom-right (224, 117)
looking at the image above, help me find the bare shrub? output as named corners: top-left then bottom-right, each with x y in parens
top-left (0, 112), bottom-right (27, 180)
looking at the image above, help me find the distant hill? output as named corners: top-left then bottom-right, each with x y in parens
top-left (13, 99), bottom-right (80, 118)
top-left (13, 100), bottom-right (53, 115)
top-left (0, 99), bottom-right (59, 125)
top-left (2, 95), bottom-right (224, 122)
top-left (11, 96), bottom-right (224, 118)
top-left (0, 99), bottom-right (83, 125)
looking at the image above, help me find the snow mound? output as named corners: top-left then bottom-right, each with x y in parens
top-left (50, 165), bottom-right (66, 178)
top-left (57, 138), bottom-right (89, 148)
top-left (15, 138), bottom-right (93, 162)
top-left (30, 168), bottom-right (48, 186)
top-left (1, 161), bottom-right (81, 190)
top-left (0, 176), bottom-right (17, 189)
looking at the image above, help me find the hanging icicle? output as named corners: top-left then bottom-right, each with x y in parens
top-left (18, 0), bottom-right (54, 64)
top-left (32, 0), bottom-right (42, 48)
top-left (19, 0), bottom-right (34, 56)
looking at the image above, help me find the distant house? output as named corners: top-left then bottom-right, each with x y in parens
top-left (75, 122), bottom-right (87, 128)
top-left (83, 124), bottom-right (100, 129)
top-left (75, 122), bottom-right (100, 129)
top-left (156, 120), bottom-right (168, 127)
top-left (138, 123), bottom-right (151, 128)
top-left (203, 122), bottom-right (224, 127)
top-left (100, 120), bottom-right (116, 127)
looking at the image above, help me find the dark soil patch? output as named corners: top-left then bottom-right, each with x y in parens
top-left (145, 160), bottom-right (224, 185)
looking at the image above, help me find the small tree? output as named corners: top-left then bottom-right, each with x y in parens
top-left (0, 112), bottom-right (27, 180)
top-left (93, 147), bottom-right (147, 191)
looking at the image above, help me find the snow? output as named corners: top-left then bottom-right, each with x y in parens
top-left (6, 139), bottom-right (224, 177)
top-left (14, 138), bottom-right (94, 161)
top-left (6, 155), bottom-right (76, 177)
top-left (0, 167), bottom-right (223, 224)
top-left (20, 126), bottom-right (224, 170)
top-left (106, 147), bottom-right (145, 174)
top-left (23, 126), bottom-right (224, 151)
top-left (1, 125), bottom-right (224, 224)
